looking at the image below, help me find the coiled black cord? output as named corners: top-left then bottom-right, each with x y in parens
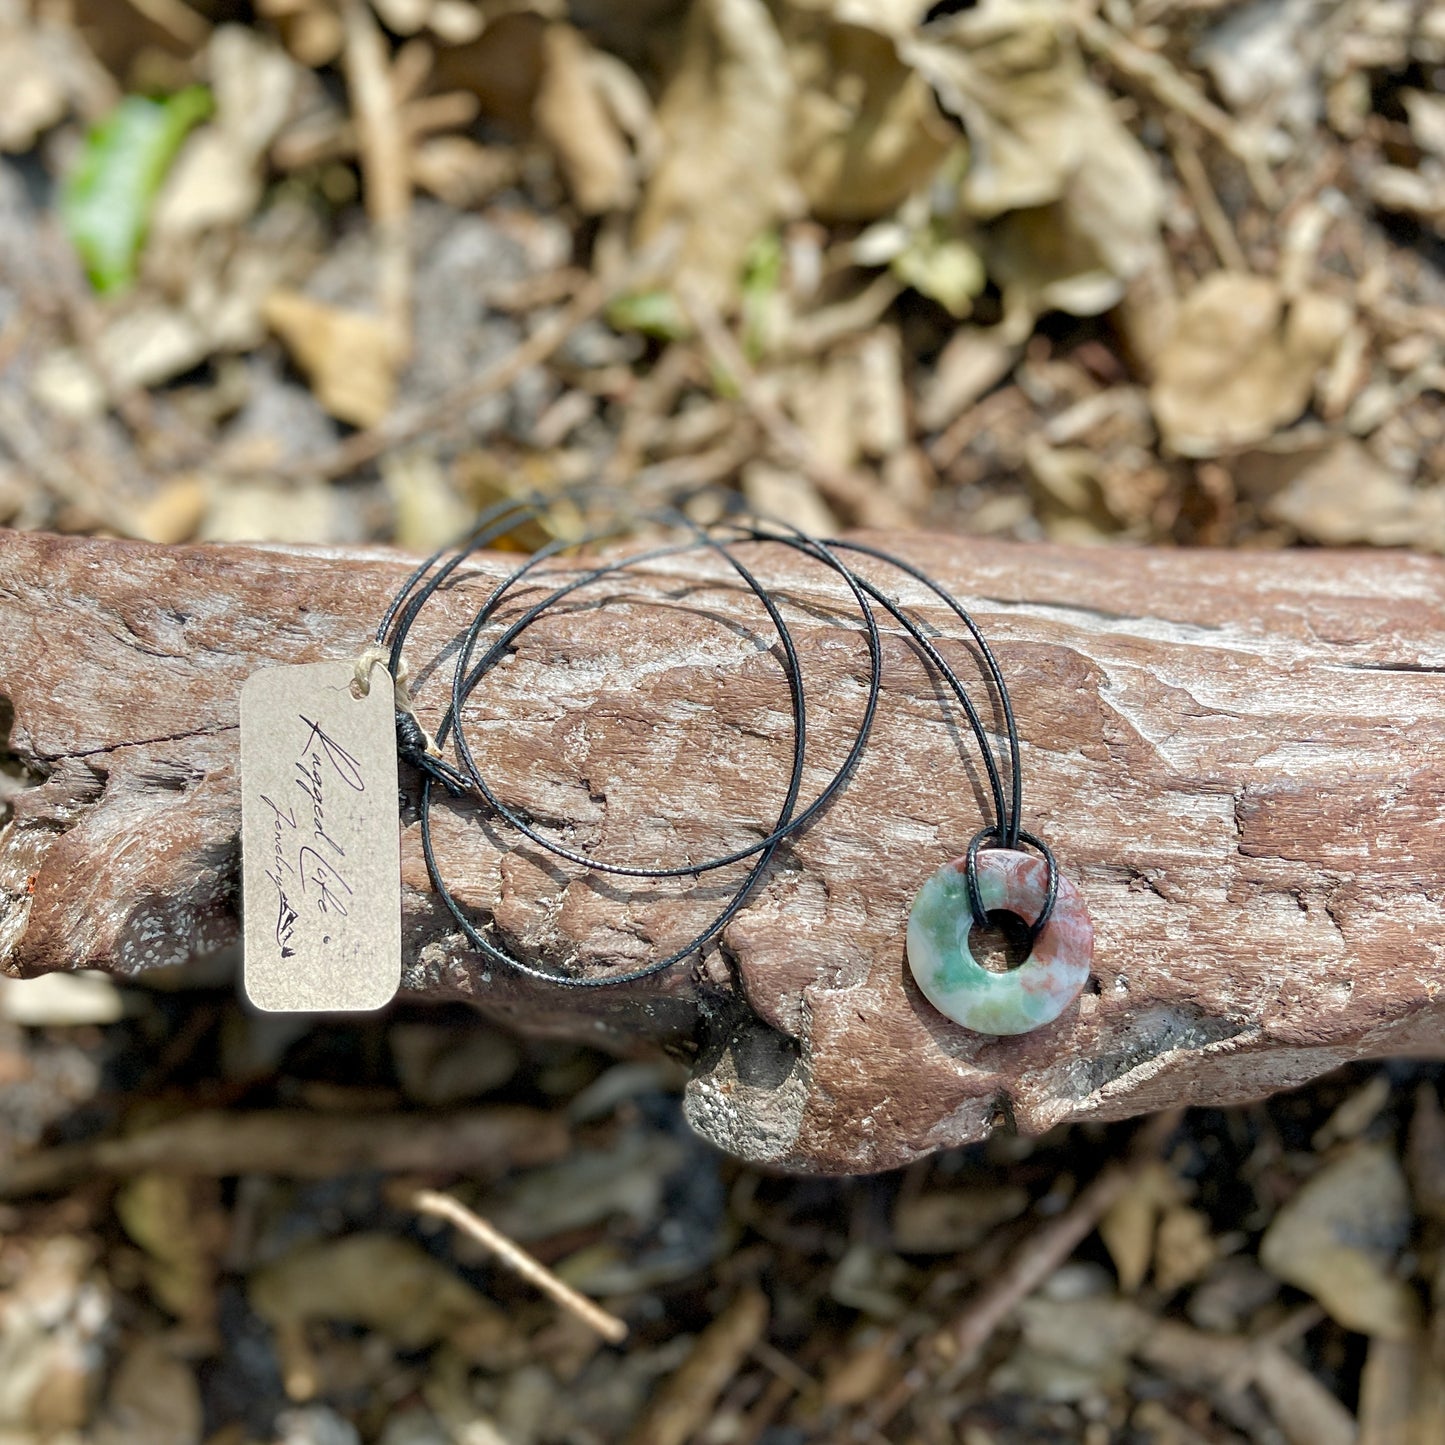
top-left (377, 490), bottom-right (1056, 984)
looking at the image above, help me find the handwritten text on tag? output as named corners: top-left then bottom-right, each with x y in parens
top-left (240, 661), bottom-right (400, 1012)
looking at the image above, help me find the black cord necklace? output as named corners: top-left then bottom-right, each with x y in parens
top-left (374, 492), bottom-right (1093, 1033)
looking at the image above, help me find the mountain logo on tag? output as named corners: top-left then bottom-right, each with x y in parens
top-left (274, 892), bottom-right (299, 958)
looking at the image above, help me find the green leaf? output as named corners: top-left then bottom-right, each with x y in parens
top-left (740, 229), bottom-right (784, 360)
top-left (605, 288), bottom-right (691, 341)
top-left (61, 87), bottom-right (213, 295)
top-left (890, 225), bottom-right (985, 320)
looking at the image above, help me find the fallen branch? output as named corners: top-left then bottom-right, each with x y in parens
top-left (4, 527), bottom-right (1445, 1173)
top-left (0, 1106), bottom-right (568, 1197)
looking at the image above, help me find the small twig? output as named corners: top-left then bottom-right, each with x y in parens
top-left (410, 1188), bottom-right (628, 1345)
top-left (0, 389), bottom-right (132, 535)
top-left (625, 1288), bottom-right (770, 1445)
top-left (682, 289), bottom-right (909, 528)
top-left (261, 262), bottom-right (638, 482)
top-left (870, 1111), bottom-right (1183, 1432)
top-left (602, 343), bottom-right (696, 486)
top-left (938, 1110), bottom-right (1182, 1363)
top-left (486, 267), bottom-right (594, 314)
top-left (633, 434), bottom-right (759, 497)
top-left (1167, 119), bottom-right (1250, 273)
top-left (341, 0), bottom-right (412, 362)
top-left (1075, 10), bottom-right (1279, 206)
top-left (749, 1339), bottom-right (816, 1395)
top-left (927, 383), bottom-right (1030, 472)
top-left (272, 92), bottom-right (480, 171)
top-left (781, 273), bottom-right (902, 360)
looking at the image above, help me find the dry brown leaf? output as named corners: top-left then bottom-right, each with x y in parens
top-left (151, 129), bottom-right (260, 240)
top-left (252, 1232), bottom-right (516, 1402)
top-left (1404, 90), bottom-right (1445, 160)
top-left (1266, 438), bottom-right (1445, 550)
top-left (917, 328), bottom-right (1017, 431)
top-left (535, 23), bottom-right (638, 214)
top-left (428, 0), bottom-right (486, 45)
top-left (29, 350), bottom-right (107, 423)
top-left (251, 1232), bottom-right (511, 1354)
top-left (372, 0), bottom-right (433, 34)
top-left (742, 462), bottom-right (840, 536)
top-left (1196, 0), bottom-right (1319, 149)
top-left (891, 1185), bottom-right (1029, 1253)
top-left (1186, 1258), bottom-right (1280, 1334)
top-left (1370, 165), bottom-right (1445, 227)
top-left (200, 478), bottom-right (341, 544)
top-left (263, 289), bottom-right (397, 427)
top-left (904, 1), bottom-right (1078, 216)
top-left (821, 1326), bottom-right (900, 1408)
top-left (178, 220), bottom-right (315, 360)
top-left (91, 1339), bottom-right (202, 1445)
top-left (1005, 1296), bottom-right (1147, 1398)
top-left (94, 306), bottom-right (214, 393)
top-left (1153, 1205), bottom-right (1215, 1294)
top-left (0, 971), bottom-right (123, 1025)
top-left (781, 352), bottom-right (864, 473)
top-left (1099, 1161), bottom-right (1172, 1294)
top-left (411, 135), bottom-right (516, 206)
top-left (430, 12), bottom-right (547, 131)
top-left (1260, 1141), bottom-right (1419, 1341)
top-left (0, 0), bottom-right (125, 151)
top-left (1026, 433), bottom-right (1167, 542)
top-left (1250, 1344), bottom-right (1359, 1445)
top-left (0, 20), bottom-right (68, 152)
top-left (114, 1173), bottom-right (220, 1327)
top-left (382, 449), bottom-right (475, 550)
top-left (152, 27), bottom-right (298, 236)
top-left (1407, 1084), bottom-right (1445, 1224)
top-left (129, 475), bottom-right (210, 545)
top-left (390, 1020), bottom-right (521, 1106)
top-left (784, 4), bottom-right (950, 222)
top-left (260, 0), bottom-right (345, 66)
top-left (1313, 1072), bottom-right (1392, 1150)
top-left (853, 328), bottom-right (907, 456)
top-left (633, 0), bottom-right (793, 305)
top-left (902, 0), bottom-right (1165, 325)
top-left (811, 0), bottom-right (931, 33)
top-left (1151, 274), bottom-right (1352, 456)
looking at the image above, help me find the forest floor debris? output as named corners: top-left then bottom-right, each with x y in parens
top-left (2, 0), bottom-right (1445, 1439)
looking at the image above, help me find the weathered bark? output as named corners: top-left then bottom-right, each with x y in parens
top-left (2, 527), bottom-right (1444, 1173)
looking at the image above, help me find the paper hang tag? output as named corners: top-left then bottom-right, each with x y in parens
top-left (240, 661), bottom-right (401, 1012)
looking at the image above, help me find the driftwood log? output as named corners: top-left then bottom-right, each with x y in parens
top-left (2, 527), bottom-right (1444, 1174)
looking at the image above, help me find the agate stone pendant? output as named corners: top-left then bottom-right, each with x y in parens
top-left (906, 849), bottom-right (1093, 1035)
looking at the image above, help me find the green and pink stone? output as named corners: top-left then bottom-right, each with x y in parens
top-left (906, 849), bottom-right (1093, 1035)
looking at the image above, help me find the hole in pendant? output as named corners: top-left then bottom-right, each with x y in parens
top-left (968, 909), bottom-right (1032, 973)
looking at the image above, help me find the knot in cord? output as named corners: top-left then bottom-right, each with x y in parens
top-left (395, 712), bottom-right (471, 796)
top-left (353, 644), bottom-right (472, 796)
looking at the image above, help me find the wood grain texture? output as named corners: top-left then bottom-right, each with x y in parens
top-left (2, 527), bottom-right (1444, 1173)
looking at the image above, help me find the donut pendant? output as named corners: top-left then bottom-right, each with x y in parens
top-left (906, 849), bottom-right (1093, 1035)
